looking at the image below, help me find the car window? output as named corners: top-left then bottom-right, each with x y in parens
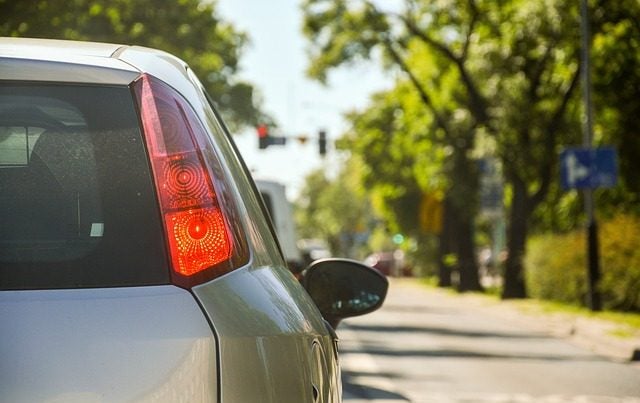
top-left (0, 83), bottom-right (169, 290)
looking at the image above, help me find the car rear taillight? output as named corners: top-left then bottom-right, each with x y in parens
top-left (133, 74), bottom-right (248, 288)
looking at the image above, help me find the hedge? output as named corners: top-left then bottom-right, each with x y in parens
top-left (525, 213), bottom-right (640, 312)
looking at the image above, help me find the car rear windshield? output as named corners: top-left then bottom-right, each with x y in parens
top-left (0, 83), bottom-right (169, 290)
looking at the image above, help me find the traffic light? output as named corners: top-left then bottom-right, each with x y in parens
top-left (318, 130), bottom-right (327, 156)
top-left (257, 124), bottom-right (270, 149)
top-left (257, 124), bottom-right (287, 149)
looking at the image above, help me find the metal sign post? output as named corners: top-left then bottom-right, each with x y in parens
top-left (580, 0), bottom-right (601, 311)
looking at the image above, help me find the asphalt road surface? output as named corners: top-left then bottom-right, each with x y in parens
top-left (339, 279), bottom-right (640, 403)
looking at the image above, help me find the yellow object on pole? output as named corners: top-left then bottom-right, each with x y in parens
top-left (419, 194), bottom-right (443, 234)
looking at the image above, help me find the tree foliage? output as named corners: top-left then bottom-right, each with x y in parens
top-left (591, 0), bottom-right (640, 208)
top-left (0, 0), bottom-right (264, 128)
top-left (520, 0), bottom-right (640, 231)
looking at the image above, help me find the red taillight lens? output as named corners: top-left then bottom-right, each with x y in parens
top-left (165, 207), bottom-right (230, 276)
top-left (133, 74), bottom-right (247, 288)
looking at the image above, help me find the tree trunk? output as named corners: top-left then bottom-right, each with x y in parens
top-left (454, 203), bottom-right (482, 292)
top-left (502, 176), bottom-right (529, 299)
top-left (437, 196), bottom-right (452, 287)
top-left (450, 147), bottom-right (482, 292)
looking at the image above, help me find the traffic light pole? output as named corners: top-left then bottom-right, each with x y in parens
top-left (580, 0), bottom-right (602, 311)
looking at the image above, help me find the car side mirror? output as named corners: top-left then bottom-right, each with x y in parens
top-left (302, 258), bottom-right (388, 328)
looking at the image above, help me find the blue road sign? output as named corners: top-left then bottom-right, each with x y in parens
top-left (560, 147), bottom-right (618, 190)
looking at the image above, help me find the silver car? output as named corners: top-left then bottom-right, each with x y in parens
top-left (0, 38), bottom-right (388, 402)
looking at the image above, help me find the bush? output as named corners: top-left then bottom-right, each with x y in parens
top-left (525, 213), bottom-right (640, 312)
top-left (525, 232), bottom-right (586, 305)
top-left (599, 214), bottom-right (640, 310)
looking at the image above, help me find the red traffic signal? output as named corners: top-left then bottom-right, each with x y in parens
top-left (257, 124), bottom-right (269, 138)
top-left (257, 125), bottom-right (270, 149)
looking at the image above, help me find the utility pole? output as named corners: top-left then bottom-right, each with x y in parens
top-left (580, 0), bottom-right (602, 311)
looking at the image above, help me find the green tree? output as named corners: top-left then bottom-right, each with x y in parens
top-left (394, 0), bottom-right (583, 298)
top-left (295, 159), bottom-right (374, 257)
top-left (0, 0), bottom-right (264, 128)
top-left (471, 1), bottom-right (582, 298)
top-left (343, 83), bottom-right (454, 284)
top-left (344, 88), bottom-right (423, 238)
top-left (302, 0), bottom-right (485, 291)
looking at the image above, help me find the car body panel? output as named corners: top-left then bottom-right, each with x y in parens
top-left (117, 45), bottom-right (200, 105)
top-left (194, 265), bottom-right (340, 402)
top-left (0, 286), bottom-right (218, 402)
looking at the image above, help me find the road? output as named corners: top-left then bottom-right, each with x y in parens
top-left (339, 279), bottom-right (640, 403)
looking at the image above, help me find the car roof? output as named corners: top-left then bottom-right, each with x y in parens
top-left (0, 37), bottom-right (124, 59)
top-left (0, 37), bottom-right (193, 91)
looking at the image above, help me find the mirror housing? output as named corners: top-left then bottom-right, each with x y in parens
top-left (302, 258), bottom-right (388, 328)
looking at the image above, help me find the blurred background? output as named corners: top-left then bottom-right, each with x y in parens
top-left (3, 0), bottom-right (639, 313)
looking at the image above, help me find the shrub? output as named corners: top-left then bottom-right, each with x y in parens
top-left (599, 214), bottom-right (640, 311)
top-left (525, 213), bottom-right (640, 312)
top-left (525, 232), bottom-right (586, 305)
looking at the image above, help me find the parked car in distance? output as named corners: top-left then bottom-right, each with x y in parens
top-left (0, 37), bottom-right (388, 403)
top-left (364, 250), bottom-right (413, 277)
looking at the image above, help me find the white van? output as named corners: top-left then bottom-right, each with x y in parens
top-left (255, 180), bottom-right (304, 273)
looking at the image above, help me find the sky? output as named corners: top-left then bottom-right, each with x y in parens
top-left (216, 0), bottom-right (393, 199)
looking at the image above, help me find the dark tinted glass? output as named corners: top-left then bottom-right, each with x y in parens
top-left (0, 83), bottom-right (169, 289)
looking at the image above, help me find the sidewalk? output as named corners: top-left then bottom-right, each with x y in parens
top-left (396, 278), bottom-right (640, 364)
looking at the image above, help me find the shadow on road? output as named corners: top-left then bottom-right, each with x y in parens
top-left (339, 344), bottom-right (605, 362)
top-left (345, 322), bottom-right (548, 340)
top-left (381, 303), bottom-right (459, 315)
top-left (342, 370), bottom-right (411, 401)
top-left (340, 323), bottom-right (607, 363)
